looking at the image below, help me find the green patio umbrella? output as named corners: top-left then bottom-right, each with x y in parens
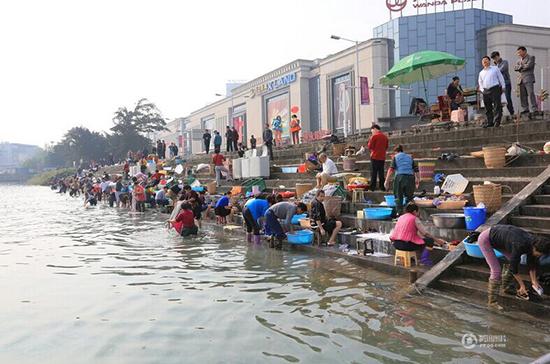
top-left (380, 50), bottom-right (465, 103)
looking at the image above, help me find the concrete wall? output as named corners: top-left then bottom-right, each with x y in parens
top-left (486, 24), bottom-right (550, 113)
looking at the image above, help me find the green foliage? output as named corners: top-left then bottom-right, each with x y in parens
top-left (34, 98), bottom-right (167, 169)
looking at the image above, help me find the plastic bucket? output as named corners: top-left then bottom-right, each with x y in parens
top-left (463, 207), bottom-right (486, 230)
top-left (384, 195), bottom-right (406, 207)
top-left (418, 162), bottom-right (436, 182)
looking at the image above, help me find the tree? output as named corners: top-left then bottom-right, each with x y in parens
top-left (109, 98), bottom-right (168, 159)
top-left (111, 98), bottom-right (168, 135)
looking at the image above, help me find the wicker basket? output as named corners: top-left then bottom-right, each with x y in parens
top-left (483, 146), bottom-right (506, 169)
top-left (415, 199), bottom-right (434, 207)
top-left (296, 183), bottom-right (313, 198)
top-left (436, 200), bottom-right (467, 210)
top-left (473, 184), bottom-right (503, 213)
top-left (333, 143), bottom-right (346, 157)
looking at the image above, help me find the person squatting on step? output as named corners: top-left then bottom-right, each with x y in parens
top-left (477, 224), bottom-right (550, 310)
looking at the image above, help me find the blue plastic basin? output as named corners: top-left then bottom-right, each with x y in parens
top-left (291, 214), bottom-right (308, 225)
top-left (288, 230), bottom-right (314, 244)
top-left (364, 208), bottom-right (393, 220)
top-left (463, 240), bottom-right (504, 259)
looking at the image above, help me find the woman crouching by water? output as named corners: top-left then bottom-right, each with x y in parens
top-left (390, 202), bottom-right (446, 265)
top-left (477, 225), bottom-right (550, 310)
top-left (169, 203), bottom-right (198, 237)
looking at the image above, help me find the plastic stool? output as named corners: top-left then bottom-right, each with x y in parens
top-left (394, 250), bottom-right (417, 268)
top-left (352, 188), bottom-right (365, 203)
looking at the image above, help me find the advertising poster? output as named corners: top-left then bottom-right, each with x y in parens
top-left (360, 76), bottom-right (370, 105)
top-left (266, 93), bottom-right (290, 138)
top-left (232, 115), bottom-right (246, 144)
top-left (332, 73), bottom-right (352, 132)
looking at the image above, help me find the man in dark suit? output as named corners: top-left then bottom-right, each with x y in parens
top-left (514, 46), bottom-right (538, 118)
top-left (491, 51), bottom-right (514, 116)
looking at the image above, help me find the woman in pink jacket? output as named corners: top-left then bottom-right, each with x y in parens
top-left (390, 203), bottom-right (445, 265)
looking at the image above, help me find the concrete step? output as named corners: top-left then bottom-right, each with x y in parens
top-left (510, 216), bottom-right (550, 230)
top-left (544, 185), bottom-right (550, 194)
top-left (271, 165), bottom-right (546, 180)
top-left (449, 262), bottom-right (539, 284)
top-left (519, 205), bottom-right (550, 217)
top-left (533, 195), bottom-right (550, 204)
top-left (433, 276), bottom-right (550, 318)
top-left (523, 227), bottom-right (550, 239)
top-left (389, 119), bottom-right (550, 145)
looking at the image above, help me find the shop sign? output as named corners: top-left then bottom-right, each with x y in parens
top-left (387, 0), bottom-right (478, 12)
top-left (413, 0), bottom-right (478, 8)
top-left (251, 72), bottom-right (297, 96)
top-left (386, 0), bottom-right (407, 12)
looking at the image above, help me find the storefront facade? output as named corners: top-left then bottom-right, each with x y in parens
top-left (183, 39), bottom-right (393, 154)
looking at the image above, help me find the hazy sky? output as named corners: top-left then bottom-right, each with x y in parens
top-left (1, 0), bottom-right (549, 147)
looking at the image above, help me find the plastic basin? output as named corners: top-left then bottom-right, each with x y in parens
top-left (364, 208), bottom-right (393, 220)
top-left (288, 230), bottom-right (314, 244)
top-left (291, 214), bottom-right (308, 225)
top-left (463, 240), bottom-right (504, 259)
top-left (281, 166), bottom-right (298, 173)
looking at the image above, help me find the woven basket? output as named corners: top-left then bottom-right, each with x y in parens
top-left (436, 200), bottom-right (467, 210)
top-left (473, 184), bottom-right (502, 213)
top-left (415, 199), bottom-right (434, 207)
top-left (483, 146), bottom-right (506, 169)
top-left (296, 183), bottom-right (313, 198)
top-left (333, 143), bottom-right (346, 157)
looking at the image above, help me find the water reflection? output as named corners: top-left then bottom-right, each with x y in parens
top-left (0, 185), bottom-right (548, 363)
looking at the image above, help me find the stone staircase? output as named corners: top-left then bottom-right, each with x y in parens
top-left (190, 118), bottom-right (550, 239)
top-left (433, 256), bottom-right (550, 317)
top-left (510, 183), bottom-right (550, 238)
top-left (186, 116), bottom-right (550, 315)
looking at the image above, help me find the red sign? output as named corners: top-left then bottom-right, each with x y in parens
top-left (386, 0), bottom-right (407, 12)
top-left (360, 77), bottom-right (370, 105)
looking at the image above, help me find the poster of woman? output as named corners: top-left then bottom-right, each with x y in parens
top-left (332, 73), bottom-right (352, 132)
top-left (266, 93), bottom-right (290, 143)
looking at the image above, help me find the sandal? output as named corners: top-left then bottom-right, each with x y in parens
top-left (516, 291), bottom-right (530, 301)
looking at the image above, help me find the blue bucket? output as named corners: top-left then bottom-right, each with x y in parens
top-left (463, 207), bottom-right (486, 231)
top-left (384, 195), bottom-right (406, 207)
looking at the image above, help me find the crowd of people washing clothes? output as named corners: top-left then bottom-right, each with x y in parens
top-left (49, 112), bottom-right (550, 310)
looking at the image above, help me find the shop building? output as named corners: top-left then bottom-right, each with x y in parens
top-left (183, 38), bottom-right (393, 154)
top-left (374, 8), bottom-right (550, 116)
top-left (178, 6), bottom-right (550, 156)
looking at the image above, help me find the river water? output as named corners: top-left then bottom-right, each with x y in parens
top-left (1, 185), bottom-right (548, 363)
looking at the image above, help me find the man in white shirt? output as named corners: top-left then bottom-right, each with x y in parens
top-left (316, 153), bottom-right (338, 188)
top-left (478, 56), bottom-right (506, 128)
